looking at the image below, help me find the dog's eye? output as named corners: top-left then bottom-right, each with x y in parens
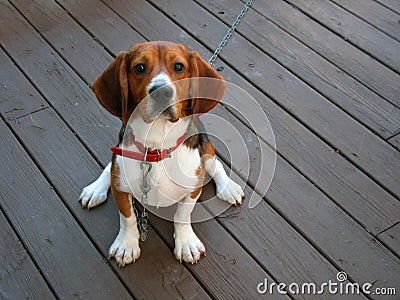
top-left (134, 63), bottom-right (146, 74)
top-left (174, 62), bottom-right (185, 73)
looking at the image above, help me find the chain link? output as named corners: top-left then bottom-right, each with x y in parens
top-left (139, 160), bottom-right (152, 241)
top-left (208, 0), bottom-right (253, 66)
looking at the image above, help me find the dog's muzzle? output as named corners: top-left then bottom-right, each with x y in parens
top-left (149, 84), bottom-right (174, 102)
top-left (148, 79), bottom-right (176, 119)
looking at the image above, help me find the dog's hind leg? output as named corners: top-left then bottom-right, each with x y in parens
top-left (79, 162), bottom-right (111, 209)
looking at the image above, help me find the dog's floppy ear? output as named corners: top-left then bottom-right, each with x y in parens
top-left (92, 51), bottom-right (131, 124)
top-left (189, 51), bottom-right (226, 115)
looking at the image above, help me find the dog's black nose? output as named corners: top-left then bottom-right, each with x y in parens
top-left (149, 84), bottom-right (173, 101)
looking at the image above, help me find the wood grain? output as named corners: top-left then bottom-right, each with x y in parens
top-left (375, 0), bottom-right (400, 14)
top-left (0, 118), bottom-right (132, 299)
top-left (387, 133), bottom-right (400, 150)
top-left (53, 0), bottom-right (357, 296)
top-left (150, 0), bottom-right (400, 198)
top-left (107, 0), bottom-right (400, 290)
top-left (285, 0), bottom-right (400, 73)
top-left (81, 0), bottom-right (400, 236)
top-left (1, 0), bottom-right (399, 298)
top-left (196, 0), bottom-right (400, 139)
top-left (0, 49), bottom-right (48, 120)
top-left (11, 108), bottom-right (211, 299)
top-left (56, 0), bottom-right (145, 54)
top-left (0, 0), bottom-right (120, 165)
top-left (378, 223), bottom-right (400, 257)
top-left (254, 0), bottom-right (400, 107)
top-left (331, 0), bottom-right (400, 41)
top-left (0, 209), bottom-right (55, 300)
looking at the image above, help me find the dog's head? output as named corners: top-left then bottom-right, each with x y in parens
top-left (92, 41), bottom-right (226, 125)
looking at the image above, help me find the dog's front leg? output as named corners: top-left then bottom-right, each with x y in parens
top-left (109, 190), bottom-right (141, 267)
top-left (79, 162), bottom-right (111, 209)
top-left (174, 194), bottom-right (206, 264)
top-left (205, 156), bottom-right (244, 206)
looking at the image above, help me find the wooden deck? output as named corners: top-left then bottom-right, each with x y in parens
top-left (1, 0), bottom-right (399, 299)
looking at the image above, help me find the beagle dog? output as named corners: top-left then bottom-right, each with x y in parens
top-left (79, 41), bottom-right (244, 266)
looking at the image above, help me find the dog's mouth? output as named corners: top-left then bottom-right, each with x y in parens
top-left (146, 100), bottom-right (178, 121)
top-left (161, 106), bottom-right (177, 119)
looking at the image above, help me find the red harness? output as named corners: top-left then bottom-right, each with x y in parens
top-left (111, 132), bottom-right (186, 162)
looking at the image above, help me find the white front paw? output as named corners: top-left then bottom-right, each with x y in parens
top-left (79, 181), bottom-right (108, 209)
top-left (109, 233), bottom-right (141, 267)
top-left (174, 225), bottom-right (206, 264)
top-left (217, 179), bottom-right (244, 206)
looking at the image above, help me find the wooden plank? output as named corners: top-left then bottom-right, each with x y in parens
top-left (0, 119), bottom-right (132, 299)
top-left (8, 0), bottom-right (112, 83)
top-left (196, 0), bottom-right (400, 139)
top-left (267, 157), bottom-right (400, 293)
top-left (0, 4), bottom-right (212, 298)
top-left (3, 0), bottom-right (400, 296)
top-left (9, 76), bottom-right (287, 300)
top-left (378, 223), bottom-right (400, 257)
top-left (209, 102), bottom-right (400, 234)
top-left (149, 1), bottom-right (398, 227)
top-left (150, 0), bottom-right (400, 198)
top-left (100, 0), bottom-right (400, 291)
top-left (61, 0), bottom-right (398, 285)
top-left (285, 0), bottom-right (400, 73)
top-left (0, 49), bottom-right (48, 120)
top-left (55, 0), bottom-right (144, 54)
top-left (0, 0), bottom-right (120, 165)
top-left (10, 107), bottom-right (211, 299)
top-left (78, 0), bottom-right (400, 239)
top-left (204, 115), bottom-right (400, 295)
top-left (253, 0), bottom-right (400, 108)
top-left (2, 2), bottom-right (289, 298)
top-left (387, 132), bottom-right (400, 150)
top-left (375, 0), bottom-right (400, 14)
top-left (200, 164), bottom-right (367, 300)
top-left (150, 206), bottom-right (292, 299)
top-left (331, 0), bottom-right (400, 41)
top-left (53, 0), bottom-right (363, 295)
top-left (0, 209), bottom-right (55, 300)
top-left (202, 105), bottom-right (400, 289)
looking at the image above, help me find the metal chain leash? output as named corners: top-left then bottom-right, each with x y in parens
top-left (139, 159), bottom-right (152, 241)
top-left (208, 0), bottom-right (253, 66)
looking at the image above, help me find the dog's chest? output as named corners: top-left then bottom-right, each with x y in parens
top-left (116, 146), bottom-right (201, 207)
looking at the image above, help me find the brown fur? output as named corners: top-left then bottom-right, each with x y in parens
top-left (190, 140), bottom-right (216, 199)
top-left (199, 138), bottom-right (216, 158)
top-left (92, 41), bottom-right (226, 125)
top-left (190, 166), bottom-right (205, 199)
top-left (111, 156), bottom-right (131, 217)
top-left (92, 41), bottom-right (226, 219)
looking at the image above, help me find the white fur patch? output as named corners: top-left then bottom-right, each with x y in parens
top-left (79, 162), bottom-right (111, 209)
top-left (174, 223), bottom-right (205, 263)
top-left (79, 111), bottom-right (243, 267)
top-left (147, 72), bottom-right (173, 93)
top-left (146, 72), bottom-right (176, 118)
top-left (108, 198), bottom-right (141, 266)
top-left (205, 158), bottom-right (244, 205)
